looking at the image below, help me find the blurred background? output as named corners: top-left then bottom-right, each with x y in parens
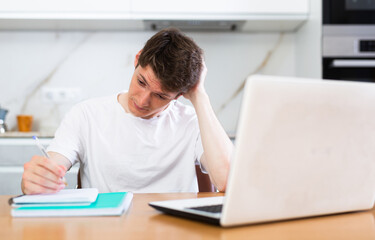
top-left (0, 0), bottom-right (328, 194)
top-left (0, 0), bottom-right (320, 135)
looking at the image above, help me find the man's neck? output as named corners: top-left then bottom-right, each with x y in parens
top-left (117, 92), bottom-right (130, 113)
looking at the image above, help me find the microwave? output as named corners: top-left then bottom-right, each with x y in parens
top-left (323, 0), bottom-right (375, 24)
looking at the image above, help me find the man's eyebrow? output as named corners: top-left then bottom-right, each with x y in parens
top-left (138, 73), bottom-right (172, 98)
top-left (138, 74), bottom-right (149, 86)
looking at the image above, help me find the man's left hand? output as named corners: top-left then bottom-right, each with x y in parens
top-left (183, 60), bottom-right (208, 102)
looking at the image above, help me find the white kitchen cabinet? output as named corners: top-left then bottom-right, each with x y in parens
top-left (1, 0), bottom-right (307, 14)
top-left (0, 0), bottom-right (309, 31)
top-left (1, 0), bottom-right (131, 13)
top-left (0, 138), bottom-right (78, 195)
top-left (132, 0), bottom-right (309, 15)
top-left (0, 166), bottom-right (78, 195)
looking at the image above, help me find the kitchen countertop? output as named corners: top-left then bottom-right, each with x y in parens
top-left (0, 131), bottom-right (232, 139)
top-left (0, 131), bottom-right (54, 138)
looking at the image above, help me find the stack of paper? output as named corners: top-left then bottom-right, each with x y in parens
top-left (10, 188), bottom-right (99, 207)
top-left (10, 188), bottom-right (133, 217)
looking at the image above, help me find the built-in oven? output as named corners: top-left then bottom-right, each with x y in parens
top-left (323, 35), bottom-right (375, 82)
top-left (322, 0), bottom-right (375, 82)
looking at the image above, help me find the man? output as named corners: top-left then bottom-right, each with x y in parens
top-left (21, 28), bottom-right (233, 194)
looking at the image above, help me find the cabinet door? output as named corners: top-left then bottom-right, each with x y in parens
top-left (0, 138), bottom-right (51, 165)
top-left (0, 167), bottom-right (79, 195)
top-left (1, 0), bottom-right (131, 13)
top-left (131, 0), bottom-right (308, 14)
top-left (0, 138), bottom-right (79, 195)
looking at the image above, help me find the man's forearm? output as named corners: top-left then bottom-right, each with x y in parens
top-left (190, 91), bottom-right (233, 192)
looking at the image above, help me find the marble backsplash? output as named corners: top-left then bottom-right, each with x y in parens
top-left (0, 30), bottom-right (296, 135)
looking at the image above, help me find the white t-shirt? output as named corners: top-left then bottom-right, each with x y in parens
top-left (47, 94), bottom-right (204, 193)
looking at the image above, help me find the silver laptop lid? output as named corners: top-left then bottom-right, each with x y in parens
top-left (221, 75), bottom-right (375, 227)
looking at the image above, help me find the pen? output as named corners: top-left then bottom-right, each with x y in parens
top-left (32, 136), bottom-right (68, 186)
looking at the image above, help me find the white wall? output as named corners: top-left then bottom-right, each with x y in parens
top-left (295, 0), bottom-right (322, 79)
top-left (0, 30), bottom-right (300, 135)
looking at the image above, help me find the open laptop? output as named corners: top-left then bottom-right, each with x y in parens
top-left (149, 74), bottom-right (375, 227)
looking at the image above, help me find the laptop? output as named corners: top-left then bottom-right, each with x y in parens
top-left (149, 74), bottom-right (375, 227)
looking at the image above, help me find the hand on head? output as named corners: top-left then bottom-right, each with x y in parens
top-left (183, 60), bottom-right (208, 101)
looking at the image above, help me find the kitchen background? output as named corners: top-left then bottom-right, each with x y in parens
top-left (1, 31), bottom-right (295, 134)
top-left (0, 0), bottom-right (320, 135)
top-left (0, 0), bottom-right (321, 194)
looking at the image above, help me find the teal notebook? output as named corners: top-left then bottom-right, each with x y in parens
top-left (11, 192), bottom-right (133, 217)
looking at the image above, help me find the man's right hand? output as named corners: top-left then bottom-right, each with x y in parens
top-left (21, 155), bottom-right (67, 195)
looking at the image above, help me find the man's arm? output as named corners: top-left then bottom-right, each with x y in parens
top-left (21, 152), bottom-right (72, 195)
top-left (183, 61), bottom-right (233, 192)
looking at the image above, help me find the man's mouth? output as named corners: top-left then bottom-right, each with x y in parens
top-left (132, 99), bottom-right (148, 112)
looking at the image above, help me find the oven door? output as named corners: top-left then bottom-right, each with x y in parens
top-left (323, 0), bottom-right (375, 24)
top-left (323, 58), bottom-right (375, 82)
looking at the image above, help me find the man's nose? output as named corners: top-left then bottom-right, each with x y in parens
top-left (138, 90), bottom-right (151, 107)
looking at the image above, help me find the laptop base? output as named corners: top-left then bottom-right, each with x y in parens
top-left (149, 203), bottom-right (221, 226)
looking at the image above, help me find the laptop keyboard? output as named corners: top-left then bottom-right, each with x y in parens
top-left (187, 204), bottom-right (223, 213)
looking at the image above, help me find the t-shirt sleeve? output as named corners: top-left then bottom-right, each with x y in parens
top-left (47, 103), bottom-right (86, 166)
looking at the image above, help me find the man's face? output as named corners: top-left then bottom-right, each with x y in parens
top-left (127, 64), bottom-right (179, 119)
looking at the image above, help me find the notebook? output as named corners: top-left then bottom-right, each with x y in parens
top-left (149, 74), bottom-right (375, 227)
top-left (11, 189), bottom-right (133, 217)
top-left (11, 192), bottom-right (133, 217)
top-left (10, 188), bottom-right (99, 206)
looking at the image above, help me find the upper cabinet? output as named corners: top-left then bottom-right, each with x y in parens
top-left (1, 0), bottom-right (131, 13)
top-left (0, 0), bottom-right (309, 32)
top-left (132, 0), bottom-right (308, 15)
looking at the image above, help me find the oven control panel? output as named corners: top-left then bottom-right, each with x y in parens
top-left (360, 40), bottom-right (375, 53)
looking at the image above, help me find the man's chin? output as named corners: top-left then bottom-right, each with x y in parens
top-left (129, 108), bottom-right (152, 119)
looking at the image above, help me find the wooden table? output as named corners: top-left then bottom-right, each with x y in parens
top-left (1, 193), bottom-right (375, 240)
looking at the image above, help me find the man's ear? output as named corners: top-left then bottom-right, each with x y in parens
top-left (134, 50), bottom-right (142, 68)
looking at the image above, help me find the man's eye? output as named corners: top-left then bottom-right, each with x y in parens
top-left (138, 79), bottom-right (146, 86)
top-left (157, 94), bottom-right (166, 100)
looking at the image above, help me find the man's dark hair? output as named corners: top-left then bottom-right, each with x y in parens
top-left (138, 28), bottom-right (203, 94)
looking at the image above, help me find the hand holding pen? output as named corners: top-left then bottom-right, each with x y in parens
top-left (32, 136), bottom-right (68, 186)
top-left (21, 137), bottom-right (68, 195)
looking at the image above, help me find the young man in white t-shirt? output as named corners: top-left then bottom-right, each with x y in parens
top-left (21, 28), bottom-right (233, 194)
